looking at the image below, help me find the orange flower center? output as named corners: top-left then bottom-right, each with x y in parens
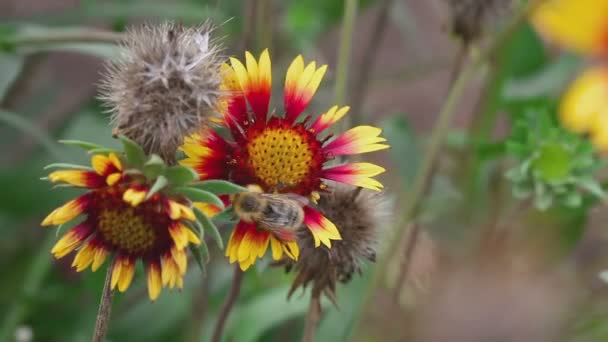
top-left (98, 207), bottom-right (157, 254)
top-left (247, 126), bottom-right (313, 189)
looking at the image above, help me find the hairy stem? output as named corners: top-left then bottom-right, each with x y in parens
top-left (212, 266), bottom-right (244, 342)
top-left (302, 295), bottom-right (322, 342)
top-left (92, 266), bottom-right (115, 342)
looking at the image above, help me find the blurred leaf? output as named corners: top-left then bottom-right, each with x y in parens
top-left (165, 165), bottom-right (199, 187)
top-left (0, 53), bottom-right (23, 98)
top-left (380, 114), bottom-right (420, 188)
top-left (58, 139), bottom-right (106, 151)
top-left (226, 286), bottom-right (309, 342)
top-left (175, 187), bottom-right (224, 208)
top-left (194, 207), bottom-right (224, 250)
top-left (146, 175), bottom-right (168, 200)
top-left (143, 155), bottom-right (166, 180)
top-left (503, 53), bottom-right (582, 101)
top-left (0, 109), bottom-right (65, 159)
top-left (119, 135), bottom-right (146, 168)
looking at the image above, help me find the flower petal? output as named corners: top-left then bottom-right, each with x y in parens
top-left (48, 170), bottom-right (104, 188)
top-left (51, 222), bottom-right (92, 258)
top-left (310, 105), bottom-right (350, 134)
top-left (41, 195), bottom-right (90, 226)
top-left (147, 261), bottom-right (162, 301)
top-left (531, 0), bottom-right (608, 56)
top-left (111, 256), bottom-right (136, 292)
top-left (284, 56), bottom-right (327, 122)
top-left (123, 187), bottom-right (148, 207)
top-left (323, 125), bottom-right (390, 156)
top-left (560, 67), bottom-right (608, 134)
top-left (180, 130), bottom-right (231, 181)
top-left (303, 206), bottom-right (341, 248)
top-left (323, 163), bottom-right (386, 191)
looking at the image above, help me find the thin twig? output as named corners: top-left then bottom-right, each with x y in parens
top-left (349, 0), bottom-right (394, 126)
top-left (239, 1), bottom-right (258, 52)
top-left (302, 295), bottom-right (322, 342)
top-left (211, 266), bottom-right (244, 342)
top-left (92, 266), bottom-right (115, 342)
top-left (391, 223), bottom-right (420, 301)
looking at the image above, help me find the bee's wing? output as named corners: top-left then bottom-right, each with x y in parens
top-left (256, 195), bottom-right (299, 241)
top-left (281, 193), bottom-right (310, 206)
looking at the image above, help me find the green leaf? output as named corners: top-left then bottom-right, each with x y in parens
top-left (194, 207), bottom-right (224, 250)
top-left (87, 147), bottom-right (120, 155)
top-left (563, 192), bottom-right (582, 208)
top-left (58, 139), bottom-right (106, 151)
top-left (143, 154), bottom-right (166, 180)
top-left (165, 165), bottom-right (199, 186)
top-left (212, 205), bottom-right (237, 223)
top-left (191, 180), bottom-right (248, 195)
top-left (174, 187), bottom-right (224, 208)
top-left (579, 178), bottom-right (607, 199)
top-left (43, 163), bottom-right (92, 170)
top-left (0, 53), bottom-right (23, 97)
top-left (145, 176), bottom-right (168, 200)
top-left (189, 244), bottom-right (206, 275)
top-left (119, 135), bottom-right (146, 167)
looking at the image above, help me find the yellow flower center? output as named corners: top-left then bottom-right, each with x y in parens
top-left (98, 207), bottom-right (157, 254)
top-left (247, 127), bottom-right (313, 189)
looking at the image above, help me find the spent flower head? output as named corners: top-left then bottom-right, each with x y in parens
top-left (277, 184), bottom-right (389, 305)
top-left (505, 106), bottom-right (605, 210)
top-left (42, 137), bottom-right (236, 300)
top-left (100, 21), bottom-right (224, 162)
top-left (444, 0), bottom-right (511, 44)
top-left (180, 50), bottom-right (389, 270)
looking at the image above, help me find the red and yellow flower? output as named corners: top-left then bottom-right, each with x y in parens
top-left (181, 50), bottom-right (389, 270)
top-left (43, 153), bottom-right (201, 300)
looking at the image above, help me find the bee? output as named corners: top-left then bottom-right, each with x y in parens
top-left (231, 186), bottom-right (309, 241)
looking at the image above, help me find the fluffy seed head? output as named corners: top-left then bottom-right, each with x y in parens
top-left (444, 0), bottom-right (511, 44)
top-left (279, 184), bottom-right (390, 305)
top-left (100, 21), bottom-right (224, 162)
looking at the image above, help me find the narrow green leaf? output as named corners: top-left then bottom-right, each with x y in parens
top-left (58, 139), bottom-right (105, 151)
top-left (174, 187), bottom-right (224, 208)
top-left (145, 176), bottom-right (168, 200)
top-left (87, 147), bottom-right (120, 155)
top-left (194, 207), bottom-right (224, 250)
top-left (143, 154), bottom-right (166, 180)
top-left (191, 180), bottom-right (248, 195)
top-left (44, 163), bottom-right (93, 170)
top-left (119, 135), bottom-right (146, 167)
top-left (189, 244), bottom-right (206, 275)
top-left (199, 240), bottom-right (210, 263)
top-left (212, 205), bottom-right (237, 223)
top-left (165, 165), bottom-right (199, 186)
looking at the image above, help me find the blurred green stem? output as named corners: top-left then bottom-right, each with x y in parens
top-left (0, 232), bottom-right (55, 342)
top-left (0, 109), bottom-right (65, 159)
top-left (334, 0), bottom-right (358, 131)
top-left (211, 266), bottom-right (244, 342)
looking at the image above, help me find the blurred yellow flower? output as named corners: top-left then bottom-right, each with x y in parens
top-left (560, 67), bottom-right (608, 150)
top-left (531, 0), bottom-right (608, 56)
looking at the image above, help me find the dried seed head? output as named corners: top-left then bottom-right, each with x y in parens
top-left (279, 184), bottom-right (390, 305)
top-left (100, 21), bottom-right (224, 163)
top-left (444, 0), bottom-right (511, 44)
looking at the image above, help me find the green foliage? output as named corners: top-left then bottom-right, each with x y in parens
top-left (505, 105), bottom-right (605, 210)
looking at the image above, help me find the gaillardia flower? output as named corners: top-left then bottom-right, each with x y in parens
top-left (181, 50), bottom-right (389, 270)
top-left (42, 139), bottom-right (227, 300)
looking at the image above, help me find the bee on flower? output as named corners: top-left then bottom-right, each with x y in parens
top-left (180, 50), bottom-right (390, 270)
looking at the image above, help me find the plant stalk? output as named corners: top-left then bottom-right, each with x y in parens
top-left (92, 266), bottom-right (115, 342)
top-left (211, 266), bottom-right (244, 342)
top-left (302, 295), bottom-right (322, 342)
top-left (334, 0), bottom-right (358, 132)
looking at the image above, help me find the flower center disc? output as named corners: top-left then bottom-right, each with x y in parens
top-left (93, 189), bottom-right (172, 257)
top-left (247, 126), bottom-right (314, 190)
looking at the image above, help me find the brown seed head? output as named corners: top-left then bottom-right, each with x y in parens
top-left (445, 0), bottom-right (511, 44)
top-left (280, 184), bottom-right (390, 305)
top-left (100, 21), bottom-right (224, 162)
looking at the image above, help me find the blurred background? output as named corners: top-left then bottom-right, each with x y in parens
top-left (2, 0), bottom-right (608, 341)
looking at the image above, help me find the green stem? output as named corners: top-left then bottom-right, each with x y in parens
top-left (0, 109), bottom-right (65, 159)
top-left (334, 0), bottom-right (358, 131)
top-left (0, 233), bottom-right (56, 342)
top-left (4, 30), bottom-right (124, 48)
